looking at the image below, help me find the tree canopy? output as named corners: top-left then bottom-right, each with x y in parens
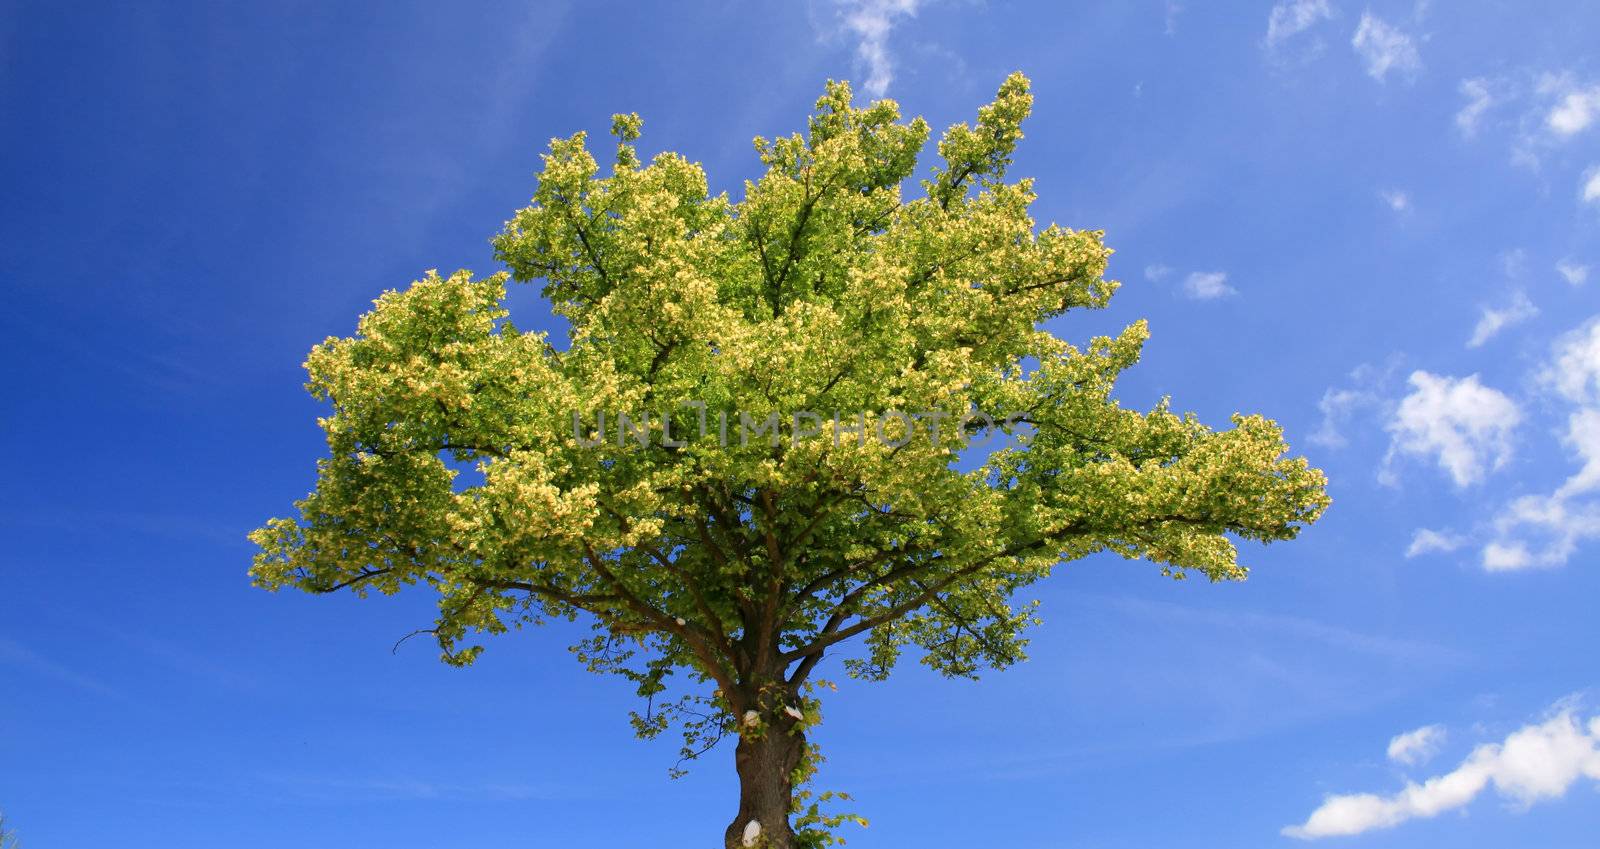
top-left (252, 72), bottom-right (1329, 848)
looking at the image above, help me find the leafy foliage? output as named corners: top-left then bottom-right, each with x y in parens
top-left (252, 72), bottom-right (1329, 842)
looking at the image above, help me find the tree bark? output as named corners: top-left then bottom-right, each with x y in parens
top-left (723, 717), bottom-right (805, 849)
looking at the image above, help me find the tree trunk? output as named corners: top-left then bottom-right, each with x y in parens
top-left (723, 718), bottom-right (805, 849)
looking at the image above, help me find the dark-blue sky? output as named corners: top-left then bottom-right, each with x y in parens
top-left (3, 2), bottom-right (1600, 846)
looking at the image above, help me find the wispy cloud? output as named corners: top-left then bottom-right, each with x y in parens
top-left (1540, 316), bottom-right (1600, 406)
top-left (1264, 0), bottom-right (1335, 52)
top-left (1387, 723), bottom-right (1447, 766)
top-left (1309, 360), bottom-right (1401, 450)
top-left (1453, 70), bottom-right (1600, 184)
top-left (479, 2), bottom-right (570, 148)
top-left (1164, 1), bottom-right (1183, 35)
top-left (1405, 528), bottom-right (1464, 558)
top-left (1483, 490), bottom-right (1600, 570)
top-left (1467, 289), bottom-right (1538, 348)
top-left (1557, 259), bottom-right (1590, 286)
top-left (1311, 388), bottom-right (1374, 449)
top-left (834, 0), bottom-right (923, 97)
top-left (1351, 13), bottom-right (1422, 82)
top-left (1285, 699), bottom-right (1600, 839)
top-left (259, 773), bottom-right (572, 803)
top-left (1183, 270), bottom-right (1236, 300)
top-left (1144, 265), bottom-right (1237, 300)
top-left (1379, 189), bottom-right (1411, 213)
top-left (1479, 317), bottom-right (1600, 569)
top-left (1583, 165), bottom-right (1600, 204)
top-left (1092, 594), bottom-right (1467, 667)
top-left (1455, 78), bottom-right (1496, 137)
top-left (94, 623), bottom-right (262, 693)
top-left (1487, 72), bottom-right (1600, 170)
top-left (0, 637), bottom-right (128, 701)
top-left (1500, 247), bottom-right (1528, 279)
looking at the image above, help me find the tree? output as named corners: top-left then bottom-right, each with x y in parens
top-left (252, 73), bottom-right (1329, 848)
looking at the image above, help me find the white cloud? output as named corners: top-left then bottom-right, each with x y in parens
top-left (1479, 409), bottom-right (1600, 570)
top-left (1405, 528), bottom-right (1463, 558)
top-left (1285, 702), bottom-right (1600, 839)
top-left (1467, 290), bottom-right (1538, 348)
top-left (1264, 0), bottom-right (1334, 50)
top-left (1482, 539), bottom-right (1533, 571)
top-left (1379, 189), bottom-right (1410, 212)
top-left (1482, 318), bottom-right (1600, 568)
top-left (1583, 166), bottom-right (1600, 204)
top-left (1387, 724), bottom-right (1447, 766)
top-left (1383, 371), bottom-right (1520, 488)
top-left (1514, 73), bottom-right (1596, 163)
top-left (835, 0), bottom-right (922, 97)
top-left (1547, 84), bottom-right (1600, 137)
top-left (1541, 316), bottom-right (1600, 404)
top-left (1155, 265), bottom-right (1246, 300)
top-left (1467, 73), bottom-right (1600, 167)
top-left (1456, 78), bottom-right (1495, 137)
top-left (1558, 408), bottom-right (1600, 498)
top-left (1184, 271), bottom-right (1236, 300)
top-left (1485, 492), bottom-right (1600, 570)
top-left (1557, 260), bottom-right (1589, 286)
top-left (1351, 13), bottom-right (1421, 82)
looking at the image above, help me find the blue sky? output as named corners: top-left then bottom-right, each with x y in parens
top-left (3, 1), bottom-right (1600, 846)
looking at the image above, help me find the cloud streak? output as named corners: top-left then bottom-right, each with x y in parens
top-left (1090, 594), bottom-right (1468, 668)
top-left (1405, 528), bottom-right (1463, 558)
top-left (0, 637), bottom-right (128, 702)
top-left (1468, 290), bottom-right (1538, 348)
top-left (1286, 702), bottom-right (1600, 839)
top-left (835, 0), bottom-right (922, 97)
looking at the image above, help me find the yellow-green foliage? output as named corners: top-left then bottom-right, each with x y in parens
top-left (251, 73), bottom-right (1329, 814)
